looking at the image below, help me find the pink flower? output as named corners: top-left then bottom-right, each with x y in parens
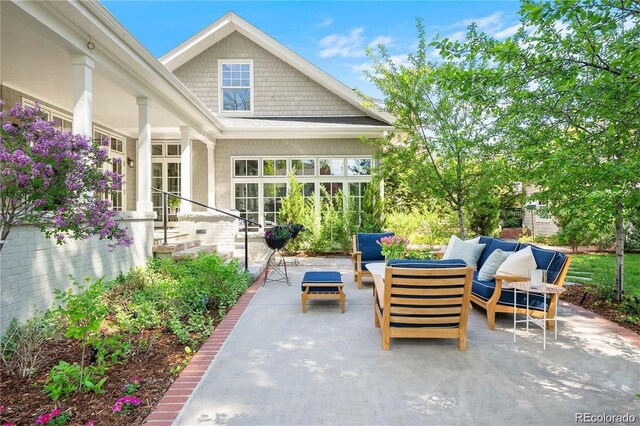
top-left (50, 408), bottom-right (61, 417)
top-left (112, 403), bottom-right (122, 413)
top-left (131, 377), bottom-right (141, 384)
top-left (84, 421), bottom-right (95, 426)
top-left (35, 413), bottom-right (51, 425)
top-left (0, 404), bottom-right (4, 414)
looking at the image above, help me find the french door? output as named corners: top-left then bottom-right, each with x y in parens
top-left (152, 161), bottom-right (181, 224)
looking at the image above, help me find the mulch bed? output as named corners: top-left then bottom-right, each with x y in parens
top-left (560, 283), bottom-right (640, 336)
top-left (0, 331), bottom-right (193, 426)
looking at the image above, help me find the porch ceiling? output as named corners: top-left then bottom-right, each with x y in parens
top-left (1, 2), bottom-right (192, 140)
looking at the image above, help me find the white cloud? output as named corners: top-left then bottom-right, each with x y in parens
top-left (493, 23), bottom-right (521, 39)
top-left (368, 36), bottom-right (394, 48)
top-left (466, 11), bottom-right (505, 30)
top-left (352, 53), bottom-right (410, 76)
top-left (319, 27), bottom-right (366, 58)
top-left (445, 31), bottom-right (466, 42)
top-left (318, 18), bottom-right (334, 28)
top-left (352, 62), bottom-right (373, 75)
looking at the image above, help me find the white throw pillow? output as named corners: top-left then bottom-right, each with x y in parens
top-left (443, 235), bottom-right (481, 259)
top-left (477, 249), bottom-right (513, 281)
top-left (444, 237), bottom-right (486, 268)
top-left (496, 246), bottom-right (537, 279)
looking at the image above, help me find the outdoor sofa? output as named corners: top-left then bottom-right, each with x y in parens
top-left (445, 236), bottom-right (572, 329)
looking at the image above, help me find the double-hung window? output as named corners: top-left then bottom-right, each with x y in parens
top-left (220, 60), bottom-right (253, 113)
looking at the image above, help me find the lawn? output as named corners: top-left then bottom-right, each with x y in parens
top-left (568, 253), bottom-right (640, 296)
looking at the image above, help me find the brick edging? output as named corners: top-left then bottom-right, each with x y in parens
top-left (559, 301), bottom-right (640, 347)
top-left (143, 271), bottom-right (266, 425)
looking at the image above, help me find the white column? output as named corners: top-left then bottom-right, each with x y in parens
top-left (70, 55), bottom-right (95, 138)
top-left (136, 97), bottom-right (153, 212)
top-left (207, 142), bottom-right (216, 207)
top-left (180, 126), bottom-right (192, 213)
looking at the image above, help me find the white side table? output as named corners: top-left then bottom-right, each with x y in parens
top-left (504, 281), bottom-right (566, 350)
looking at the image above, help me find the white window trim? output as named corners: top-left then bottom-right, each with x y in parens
top-left (218, 59), bottom-right (254, 115)
top-left (230, 156), bottom-right (372, 227)
top-left (290, 157), bottom-right (317, 177)
top-left (151, 141), bottom-right (181, 158)
top-left (22, 98), bottom-right (73, 129)
top-left (94, 126), bottom-right (126, 154)
top-left (94, 126), bottom-right (127, 211)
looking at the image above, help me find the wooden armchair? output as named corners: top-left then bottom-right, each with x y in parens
top-left (351, 232), bottom-right (393, 289)
top-left (373, 260), bottom-right (473, 351)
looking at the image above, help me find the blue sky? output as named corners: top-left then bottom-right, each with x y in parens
top-left (102, 1), bottom-right (522, 98)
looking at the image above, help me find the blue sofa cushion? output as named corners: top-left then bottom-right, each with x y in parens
top-left (387, 259), bottom-right (468, 268)
top-left (471, 271), bottom-right (499, 300)
top-left (356, 232), bottom-right (394, 261)
top-left (497, 288), bottom-right (550, 311)
top-left (471, 271), bottom-right (549, 311)
top-left (301, 271), bottom-right (342, 293)
top-left (518, 244), bottom-right (568, 284)
top-left (477, 238), bottom-right (520, 271)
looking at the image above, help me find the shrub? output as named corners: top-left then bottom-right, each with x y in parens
top-left (467, 194), bottom-right (501, 237)
top-left (385, 207), bottom-right (459, 245)
top-left (0, 315), bottom-right (56, 377)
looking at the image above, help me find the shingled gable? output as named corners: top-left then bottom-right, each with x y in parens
top-left (160, 12), bottom-right (394, 125)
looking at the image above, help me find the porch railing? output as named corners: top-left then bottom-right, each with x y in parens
top-left (151, 189), bottom-right (261, 271)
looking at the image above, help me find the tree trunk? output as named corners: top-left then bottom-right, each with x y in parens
top-left (0, 222), bottom-right (10, 253)
top-left (457, 208), bottom-right (466, 239)
top-left (614, 204), bottom-right (625, 302)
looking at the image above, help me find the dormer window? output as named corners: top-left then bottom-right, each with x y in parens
top-left (219, 60), bottom-right (253, 113)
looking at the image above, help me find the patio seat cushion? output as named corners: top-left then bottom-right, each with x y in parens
top-left (356, 232), bottom-right (394, 261)
top-left (471, 271), bottom-right (497, 300)
top-left (471, 271), bottom-right (548, 311)
top-left (301, 271), bottom-right (342, 293)
top-left (518, 244), bottom-right (568, 285)
top-left (361, 260), bottom-right (385, 270)
top-left (387, 259), bottom-right (468, 268)
top-left (476, 238), bottom-right (520, 271)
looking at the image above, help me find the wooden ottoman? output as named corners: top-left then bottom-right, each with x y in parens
top-left (301, 271), bottom-right (345, 313)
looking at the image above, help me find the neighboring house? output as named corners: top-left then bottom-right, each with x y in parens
top-left (522, 186), bottom-right (560, 237)
top-left (0, 1), bottom-right (392, 329)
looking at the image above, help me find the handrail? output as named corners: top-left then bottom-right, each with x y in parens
top-left (151, 188), bottom-right (261, 272)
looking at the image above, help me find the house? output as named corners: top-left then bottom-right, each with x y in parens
top-left (0, 1), bottom-right (392, 330)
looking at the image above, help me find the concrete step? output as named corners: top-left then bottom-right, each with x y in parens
top-left (152, 240), bottom-right (201, 257)
top-left (172, 245), bottom-right (217, 260)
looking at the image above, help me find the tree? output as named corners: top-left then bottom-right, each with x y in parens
top-left (363, 19), bottom-right (514, 239)
top-left (455, 0), bottom-right (640, 301)
top-left (0, 101), bottom-right (131, 252)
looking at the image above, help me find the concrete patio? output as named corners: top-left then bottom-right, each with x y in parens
top-left (172, 257), bottom-right (639, 425)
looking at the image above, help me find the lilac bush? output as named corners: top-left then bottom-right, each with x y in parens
top-left (0, 101), bottom-right (131, 251)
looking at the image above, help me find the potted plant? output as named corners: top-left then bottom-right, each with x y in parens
top-left (264, 225), bottom-right (292, 249)
top-left (377, 235), bottom-right (410, 264)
